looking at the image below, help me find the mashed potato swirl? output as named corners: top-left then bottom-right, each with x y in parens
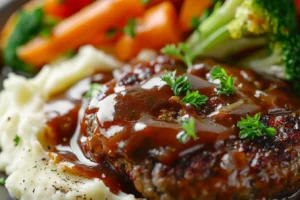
top-left (0, 46), bottom-right (136, 200)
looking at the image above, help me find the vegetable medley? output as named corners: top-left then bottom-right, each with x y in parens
top-left (1, 0), bottom-right (300, 87)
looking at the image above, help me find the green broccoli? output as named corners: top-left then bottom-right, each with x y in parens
top-left (3, 8), bottom-right (44, 73)
top-left (187, 0), bottom-right (300, 84)
top-left (3, 7), bottom-right (58, 73)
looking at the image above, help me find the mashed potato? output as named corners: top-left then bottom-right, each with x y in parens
top-left (0, 46), bottom-right (136, 200)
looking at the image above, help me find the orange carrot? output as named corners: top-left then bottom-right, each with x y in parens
top-left (86, 31), bottom-right (121, 47)
top-left (179, 0), bottom-right (212, 32)
top-left (116, 1), bottom-right (181, 61)
top-left (116, 35), bottom-right (141, 61)
top-left (44, 0), bottom-right (94, 18)
top-left (18, 0), bottom-right (145, 67)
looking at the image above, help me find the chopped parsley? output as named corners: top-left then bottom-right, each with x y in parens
top-left (190, 16), bottom-right (201, 31)
top-left (161, 43), bottom-right (194, 67)
top-left (179, 118), bottom-right (198, 143)
top-left (13, 136), bottom-right (20, 146)
top-left (237, 113), bottom-right (276, 140)
top-left (0, 178), bottom-right (5, 185)
top-left (39, 16), bottom-right (59, 38)
top-left (84, 84), bottom-right (103, 98)
top-left (140, 0), bottom-right (150, 4)
top-left (182, 90), bottom-right (208, 109)
top-left (64, 49), bottom-right (76, 58)
top-left (106, 28), bottom-right (118, 38)
top-left (124, 19), bottom-right (136, 38)
top-left (161, 70), bottom-right (191, 96)
top-left (210, 65), bottom-right (235, 95)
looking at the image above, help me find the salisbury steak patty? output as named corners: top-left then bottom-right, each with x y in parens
top-left (80, 56), bottom-right (300, 200)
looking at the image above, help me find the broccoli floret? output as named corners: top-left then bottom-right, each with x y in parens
top-left (187, 0), bottom-right (300, 83)
top-left (3, 8), bottom-right (45, 73)
top-left (3, 7), bottom-right (58, 73)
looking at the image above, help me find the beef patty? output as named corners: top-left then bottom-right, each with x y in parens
top-left (80, 56), bottom-right (300, 200)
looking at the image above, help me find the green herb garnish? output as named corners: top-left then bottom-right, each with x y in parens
top-left (84, 84), bottom-right (103, 98)
top-left (106, 28), bottom-right (118, 38)
top-left (182, 90), bottom-right (208, 109)
top-left (39, 16), bottom-right (59, 38)
top-left (161, 43), bottom-right (194, 67)
top-left (64, 49), bottom-right (76, 58)
top-left (140, 0), bottom-right (150, 4)
top-left (210, 65), bottom-right (235, 95)
top-left (13, 136), bottom-right (20, 146)
top-left (237, 113), bottom-right (276, 140)
top-left (124, 19), bottom-right (136, 38)
top-left (0, 178), bottom-right (5, 185)
top-left (190, 17), bottom-right (201, 31)
top-left (161, 71), bottom-right (192, 96)
top-left (179, 118), bottom-right (198, 143)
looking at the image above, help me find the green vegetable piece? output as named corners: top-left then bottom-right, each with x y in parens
top-left (14, 136), bottom-right (20, 146)
top-left (179, 118), bottom-right (198, 143)
top-left (161, 43), bottom-right (194, 67)
top-left (84, 84), bottom-right (103, 98)
top-left (0, 178), bottom-right (5, 185)
top-left (124, 19), bottom-right (136, 38)
top-left (237, 113), bottom-right (276, 140)
top-left (190, 17), bottom-right (201, 31)
top-left (140, 0), bottom-right (150, 4)
top-left (187, 0), bottom-right (300, 91)
top-left (106, 28), bottom-right (118, 38)
top-left (182, 90), bottom-right (208, 109)
top-left (39, 16), bottom-right (59, 38)
top-left (161, 70), bottom-right (192, 96)
top-left (210, 65), bottom-right (235, 95)
top-left (3, 8), bottom-right (45, 73)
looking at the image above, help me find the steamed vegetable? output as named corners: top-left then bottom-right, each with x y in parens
top-left (3, 8), bottom-right (44, 73)
top-left (17, 0), bottom-right (145, 67)
top-left (45, 0), bottom-right (94, 18)
top-left (187, 0), bottom-right (300, 85)
top-left (116, 1), bottom-right (181, 60)
top-left (179, 0), bottom-right (212, 32)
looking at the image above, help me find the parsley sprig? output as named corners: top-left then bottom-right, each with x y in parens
top-left (161, 71), bottom-right (208, 108)
top-left (124, 19), bottom-right (136, 38)
top-left (140, 0), bottom-right (150, 4)
top-left (161, 43), bottom-right (194, 67)
top-left (210, 66), bottom-right (235, 95)
top-left (84, 84), bottom-right (103, 98)
top-left (182, 91), bottom-right (208, 109)
top-left (161, 71), bottom-right (192, 96)
top-left (0, 177), bottom-right (5, 185)
top-left (179, 118), bottom-right (198, 143)
top-left (14, 136), bottom-right (20, 146)
top-left (237, 113), bottom-right (276, 140)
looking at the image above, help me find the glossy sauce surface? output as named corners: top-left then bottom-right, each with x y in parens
top-left (81, 58), bottom-right (300, 165)
top-left (40, 57), bottom-right (300, 199)
top-left (40, 72), bottom-right (141, 195)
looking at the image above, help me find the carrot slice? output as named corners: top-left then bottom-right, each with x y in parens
top-left (18, 0), bottom-right (144, 67)
top-left (116, 1), bottom-right (181, 61)
top-left (179, 0), bottom-right (212, 32)
top-left (44, 0), bottom-right (94, 18)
